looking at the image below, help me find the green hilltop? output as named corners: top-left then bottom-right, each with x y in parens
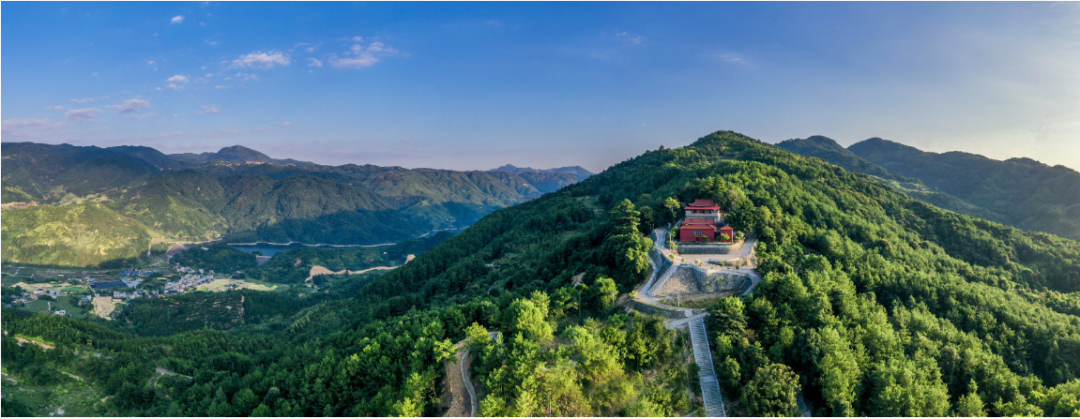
top-left (3, 130), bottom-right (1079, 417)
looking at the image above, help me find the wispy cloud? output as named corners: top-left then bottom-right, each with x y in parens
top-left (224, 72), bottom-right (259, 82)
top-left (253, 121), bottom-right (292, 132)
top-left (328, 41), bottom-right (398, 69)
top-left (65, 108), bottom-right (102, 121)
top-left (197, 105), bottom-right (220, 114)
top-left (615, 31), bottom-right (645, 46)
top-left (171, 15), bottom-right (184, 24)
top-left (164, 75), bottom-right (190, 90)
top-left (715, 52), bottom-right (750, 66)
top-left (213, 128), bottom-right (243, 135)
top-left (1, 118), bottom-right (63, 138)
top-left (231, 50), bottom-right (290, 69)
top-left (308, 58), bottom-right (323, 67)
top-left (108, 99), bottom-right (151, 114)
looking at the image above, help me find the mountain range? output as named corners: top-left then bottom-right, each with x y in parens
top-left (778, 136), bottom-right (1080, 241)
top-left (5, 130), bottom-right (1078, 417)
top-left (0, 143), bottom-right (593, 267)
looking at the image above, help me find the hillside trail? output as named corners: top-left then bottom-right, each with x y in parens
top-left (441, 331), bottom-right (499, 417)
top-left (304, 254), bottom-right (416, 283)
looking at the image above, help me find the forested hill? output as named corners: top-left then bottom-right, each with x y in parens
top-left (0, 142), bottom-right (589, 267)
top-left (4, 130), bottom-right (1080, 417)
top-left (779, 135), bottom-right (1080, 241)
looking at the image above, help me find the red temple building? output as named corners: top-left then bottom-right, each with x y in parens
top-left (679, 199), bottom-right (736, 244)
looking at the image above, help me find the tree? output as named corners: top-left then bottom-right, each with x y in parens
top-left (810, 327), bottom-right (860, 417)
top-left (466, 322), bottom-right (492, 350)
top-left (866, 356), bottom-right (950, 417)
top-left (251, 404), bottom-right (273, 417)
top-left (663, 197), bottom-right (681, 226)
top-left (434, 338), bottom-right (456, 363)
top-left (504, 298), bottom-right (553, 344)
top-left (718, 357), bottom-right (741, 395)
top-left (639, 206), bottom-right (656, 233)
top-left (956, 381), bottom-right (986, 417)
top-left (590, 277), bottom-right (619, 311)
top-left (708, 297), bottom-right (747, 338)
top-left (741, 363), bottom-right (800, 417)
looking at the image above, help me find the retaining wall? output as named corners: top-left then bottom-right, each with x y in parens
top-left (631, 299), bottom-right (691, 318)
top-left (676, 240), bottom-right (745, 255)
top-left (653, 265), bottom-right (754, 298)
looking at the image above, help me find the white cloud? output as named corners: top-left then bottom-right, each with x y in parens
top-left (308, 58), bottom-right (323, 67)
top-left (147, 60), bottom-right (156, 65)
top-left (108, 99), bottom-right (151, 114)
top-left (4, 119), bottom-right (51, 128)
top-left (330, 55), bottom-right (379, 69)
top-left (171, 15), bottom-right (184, 24)
top-left (197, 105), bottom-right (220, 114)
top-left (329, 40), bottom-right (398, 69)
top-left (351, 36), bottom-right (364, 42)
top-left (206, 73), bottom-right (214, 77)
top-left (71, 98), bottom-right (95, 103)
top-left (716, 52), bottom-right (749, 66)
top-left (1, 118), bottom-right (66, 140)
top-left (253, 121), bottom-right (292, 132)
top-left (167, 75), bottom-right (189, 83)
top-left (615, 31), bottom-right (644, 46)
top-left (231, 50), bottom-right (290, 69)
top-left (209, 40), bottom-right (218, 46)
top-left (65, 108), bottom-right (102, 121)
top-left (230, 73), bottom-right (259, 82)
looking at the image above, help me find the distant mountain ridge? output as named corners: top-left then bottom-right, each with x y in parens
top-left (778, 135), bottom-right (1080, 241)
top-left (0, 142), bottom-right (591, 267)
top-left (168, 145), bottom-right (316, 166)
top-left (490, 163), bottom-right (594, 178)
top-left (489, 164), bottom-right (594, 193)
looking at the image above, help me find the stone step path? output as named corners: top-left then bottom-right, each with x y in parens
top-left (689, 318), bottom-right (726, 417)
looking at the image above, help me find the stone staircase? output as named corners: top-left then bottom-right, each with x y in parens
top-left (689, 318), bottom-right (726, 417)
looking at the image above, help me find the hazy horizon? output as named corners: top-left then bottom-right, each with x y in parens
top-left (3, 2), bottom-right (1078, 173)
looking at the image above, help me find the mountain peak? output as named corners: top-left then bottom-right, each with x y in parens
top-left (212, 145), bottom-right (273, 163)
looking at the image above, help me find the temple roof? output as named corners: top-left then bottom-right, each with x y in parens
top-left (686, 199), bottom-right (720, 209)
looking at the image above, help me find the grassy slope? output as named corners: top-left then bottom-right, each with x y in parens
top-left (1, 202), bottom-right (154, 267)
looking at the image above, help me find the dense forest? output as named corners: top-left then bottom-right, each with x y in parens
top-left (3, 131), bottom-right (1080, 416)
top-left (1, 143), bottom-right (591, 267)
top-left (779, 135), bottom-right (1080, 241)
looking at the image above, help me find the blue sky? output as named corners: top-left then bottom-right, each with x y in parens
top-left (3, 2), bottom-right (1079, 172)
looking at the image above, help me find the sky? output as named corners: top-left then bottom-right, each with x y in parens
top-left (3, 2), bottom-right (1079, 173)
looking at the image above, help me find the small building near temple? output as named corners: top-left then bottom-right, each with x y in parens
top-left (680, 220), bottom-right (717, 242)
